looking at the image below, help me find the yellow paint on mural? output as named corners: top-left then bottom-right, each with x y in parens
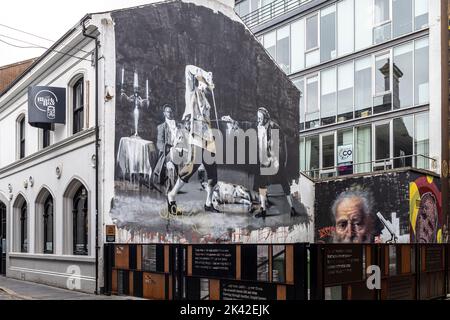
top-left (426, 175), bottom-right (433, 184)
top-left (409, 182), bottom-right (420, 233)
top-left (437, 229), bottom-right (442, 243)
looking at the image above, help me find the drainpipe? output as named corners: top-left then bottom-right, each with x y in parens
top-left (81, 15), bottom-right (99, 295)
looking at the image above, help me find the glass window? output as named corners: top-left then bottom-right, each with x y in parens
top-left (257, 246), bottom-right (269, 282)
top-left (415, 112), bottom-right (429, 169)
top-left (414, 0), bottom-right (428, 30)
top-left (305, 49), bottom-right (320, 67)
top-left (19, 116), bottom-right (25, 159)
top-left (272, 245), bottom-right (286, 283)
top-left (414, 37), bottom-right (429, 105)
top-left (43, 129), bottom-right (50, 149)
top-left (20, 203), bottom-right (27, 253)
top-left (300, 138), bottom-right (306, 172)
top-left (375, 122), bottom-right (391, 162)
top-left (374, 53), bottom-right (392, 114)
top-left (393, 116), bottom-right (413, 168)
top-left (293, 78), bottom-right (305, 130)
top-left (320, 5), bottom-right (336, 63)
top-left (276, 25), bottom-right (290, 73)
top-left (73, 78), bottom-right (84, 134)
top-left (337, 62), bottom-right (354, 122)
top-left (321, 134), bottom-right (335, 169)
top-left (305, 76), bottom-right (319, 129)
top-left (321, 67), bottom-right (337, 125)
top-left (238, 0), bottom-right (249, 16)
top-left (305, 135), bottom-right (319, 177)
top-left (355, 0), bottom-right (373, 50)
top-left (142, 245), bottom-right (157, 271)
top-left (373, 0), bottom-right (391, 44)
top-left (393, 0), bottom-right (413, 37)
top-left (355, 126), bottom-right (371, 173)
top-left (337, 0), bottom-right (354, 57)
top-left (393, 43), bottom-right (413, 109)
top-left (306, 14), bottom-right (318, 50)
top-left (355, 57), bottom-right (372, 118)
top-left (264, 31), bottom-right (276, 59)
top-left (43, 195), bottom-right (54, 254)
top-left (291, 19), bottom-right (305, 73)
top-left (337, 129), bottom-right (353, 175)
top-left (73, 186), bottom-right (88, 255)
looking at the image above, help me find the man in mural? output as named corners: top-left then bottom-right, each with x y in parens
top-left (166, 65), bottom-right (219, 215)
top-left (416, 192), bottom-right (438, 243)
top-left (254, 107), bottom-right (296, 219)
top-left (153, 104), bottom-right (178, 190)
top-left (331, 190), bottom-right (378, 243)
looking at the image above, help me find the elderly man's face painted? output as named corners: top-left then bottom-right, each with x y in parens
top-left (164, 107), bottom-right (174, 120)
top-left (334, 196), bottom-right (373, 243)
top-left (257, 111), bottom-right (266, 126)
top-left (416, 193), bottom-right (438, 243)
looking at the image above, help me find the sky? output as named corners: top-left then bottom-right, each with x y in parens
top-left (0, 0), bottom-right (158, 66)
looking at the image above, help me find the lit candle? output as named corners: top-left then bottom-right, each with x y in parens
top-left (133, 71), bottom-right (138, 91)
top-left (121, 67), bottom-right (124, 86)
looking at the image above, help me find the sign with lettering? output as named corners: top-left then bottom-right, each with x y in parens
top-left (28, 86), bottom-right (66, 129)
top-left (337, 144), bottom-right (353, 164)
top-left (220, 280), bottom-right (277, 300)
top-left (106, 225), bottom-right (116, 242)
top-left (191, 245), bottom-right (236, 278)
top-left (323, 245), bottom-right (363, 286)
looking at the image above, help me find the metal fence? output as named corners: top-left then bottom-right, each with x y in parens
top-left (104, 243), bottom-right (449, 300)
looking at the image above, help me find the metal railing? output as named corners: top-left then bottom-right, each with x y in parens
top-left (302, 154), bottom-right (437, 180)
top-left (240, 0), bottom-right (311, 29)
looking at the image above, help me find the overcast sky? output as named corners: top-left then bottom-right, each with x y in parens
top-left (0, 0), bottom-right (158, 66)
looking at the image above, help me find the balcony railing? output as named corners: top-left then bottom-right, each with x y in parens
top-left (301, 154), bottom-right (437, 180)
top-left (240, 0), bottom-right (311, 29)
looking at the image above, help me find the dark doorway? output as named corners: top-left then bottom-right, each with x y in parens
top-left (0, 202), bottom-right (6, 275)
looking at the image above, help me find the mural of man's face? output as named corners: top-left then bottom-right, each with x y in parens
top-left (164, 107), bottom-right (174, 120)
top-left (257, 111), bottom-right (266, 126)
top-left (417, 192), bottom-right (437, 243)
top-left (334, 196), bottom-right (373, 243)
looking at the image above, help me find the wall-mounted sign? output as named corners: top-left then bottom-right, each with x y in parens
top-left (28, 86), bottom-right (66, 130)
top-left (337, 144), bottom-right (353, 164)
top-left (323, 245), bottom-right (363, 286)
top-left (106, 225), bottom-right (116, 242)
top-left (191, 245), bottom-right (236, 278)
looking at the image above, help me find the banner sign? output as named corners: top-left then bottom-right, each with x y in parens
top-left (337, 144), bottom-right (353, 164)
top-left (28, 86), bottom-right (66, 130)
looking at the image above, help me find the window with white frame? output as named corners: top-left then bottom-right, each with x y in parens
top-left (72, 77), bottom-right (84, 134)
top-left (320, 4), bottom-right (336, 63)
top-left (17, 114), bottom-right (26, 160)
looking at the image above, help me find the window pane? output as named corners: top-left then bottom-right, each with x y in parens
top-left (291, 19), bottom-right (305, 73)
top-left (414, 37), bottom-right (429, 105)
top-left (257, 246), bottom-right (269, 281)
top-left (321, 67), bottom-right (337, 125)
top-left (373, 0), bottom-right (391, 45)
top-left (355, 0), bottom-right (373, 50)
top-left (393, 116), bottom-right (413, 168)
top-left (375, 123), bottom-right (390, 161)
top-left (305, 49), bottom-right (319, 67)
top-left (393, 43), bottom-right (413, 109)
top-left (306, 76), bottom-right (319, 128)
top-left (415, 112), bottom-right (429, 169)
top-left (306, 14), bottom-right (318, 50)
top-left (374, 53), bottom-right (392, 114)
top-left (293, 78), bottom-right (305, 128)
top-left (276, 25), bottom-right (290, 73)
top-left (239, 0), bottom-right (249, 16)
top-left (355, 57), bottom-right (372, 117)
top-left (300, 138), bottom-right (305, 171)
top-left (393, 0), bottom-right (413, 37)
top-left (320, 5), bottom-right (336, 62)
top-left (305, 135), bottom-right (319, 177)
top-left (414, 0), bottom-right (428, 30)
top-left (337, 0), bottom-right (354, 56)
top-left (337, 62), bottom-right (354, 122)
top-left (337, 129), bottom-right (353, 175)
top-left (355, 126), bottom-right (371, 173)
top-left (264, 31), bottom-right (276, 59)
top-left (322, 134), bottom-right (335, 169)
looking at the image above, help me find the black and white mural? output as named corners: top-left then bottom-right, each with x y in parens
top-left (110, 0), bottom-right (308, 243)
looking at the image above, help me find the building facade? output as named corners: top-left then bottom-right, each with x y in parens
top-left (235, 0), bottom-right (449, 243)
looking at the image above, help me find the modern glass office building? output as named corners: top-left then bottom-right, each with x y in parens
top-left (235, 0), bottom-right (450, 243)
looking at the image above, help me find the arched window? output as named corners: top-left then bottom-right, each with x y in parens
top-left (20, 203), bottom-right (27, 253)
top-left (18, 115), bottom-right (26, 159)
top-left (73, 78), bottom-right (84, 134)
top-left (73, 186), bottom-right (88, 255)
top-left (43, 195), bottom-right (54, 254)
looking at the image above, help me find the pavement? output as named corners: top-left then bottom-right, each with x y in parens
top-left (0, 276), bottom-right (139, 300)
